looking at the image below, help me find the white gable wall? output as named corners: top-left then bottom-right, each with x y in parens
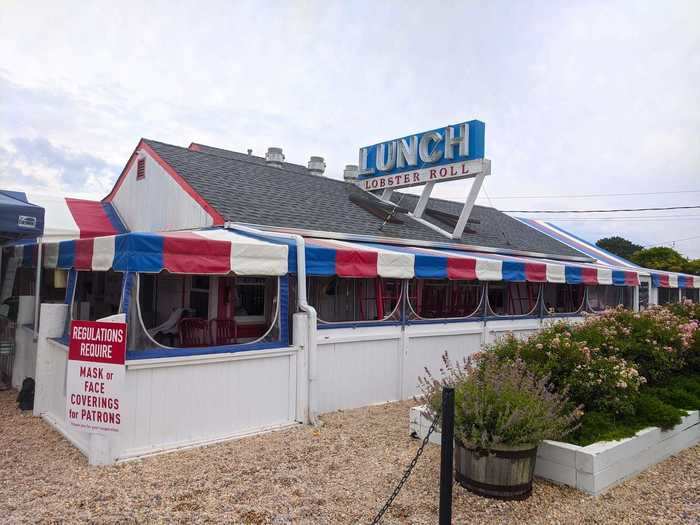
top-left (110, 151), bottom-right (215, 232)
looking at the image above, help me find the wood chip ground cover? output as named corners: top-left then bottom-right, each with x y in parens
top-left (1, 391), bottom-right (698, 524)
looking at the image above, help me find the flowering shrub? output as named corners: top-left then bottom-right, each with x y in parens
top-left (471, 302), bottom-right (700, 444)
top-left (578, 307), bottom-right (688, 384)
top-left (567, 356), bottom-right (644, 416)
top-left (490, 327), bottom-right (641, 417)
top-left (666, 299), bottom-right (700, 323)
top-left (681, 323), bottom-right (700, 373)
top-left (418, 352), bottom-right (581, 450)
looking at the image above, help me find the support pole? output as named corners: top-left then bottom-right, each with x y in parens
top-left (452, 171), bottom-right (487, 239)
top-left (439, 387), bottom-right (455, 525)
top-left (33, 239), bottom-right (43, 341)
top-left (413, 181), bottom-right (436, 218)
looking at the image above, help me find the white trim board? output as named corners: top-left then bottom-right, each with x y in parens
top-left (409, 405), bottom-right (700, 496)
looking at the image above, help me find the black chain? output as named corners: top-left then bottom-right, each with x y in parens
top-left (370, 420), bottom-right (436, 524)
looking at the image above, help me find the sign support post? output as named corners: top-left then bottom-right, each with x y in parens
top-left (413, 181), bottom-right (436, 219)
top-left (452, 170), bottom-right (487, 239)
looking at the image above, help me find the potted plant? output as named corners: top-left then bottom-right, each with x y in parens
top-left (419, 352), bottom-right (581, 500)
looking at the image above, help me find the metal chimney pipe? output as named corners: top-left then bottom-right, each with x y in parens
top-left (265, 147), bottom-right (284, 167)
top-left (343, 164), bottom-right (359, 182)
top-left (307, 156), bottom-right (326, 176)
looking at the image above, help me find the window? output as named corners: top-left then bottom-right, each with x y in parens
top-left (233, 277), bottom-right (266, 317)
top-left (639, 281), bottom-right (650, 310)
top-left (308, 276), bottom-right (401, 323)
top-left (9, 266), bottom-right (35, 296)
top-left (487, 282), bottom-right (540, 316)
top-left (587, 285), bottom-right (634, 311)
top-left (40, 269), bottom-right (68, 304)
top-left (70, 270), bottom-right (123, 321)
top-left (136, 158), bottom-right (146, 180)
top-left (135, 272), bottom-right (279, 349)
top-left (682, 288), bottom-right (699, 302)
top-left (658, 287), bottom-right (679, 305)
top-left (189, 275), bottom-right (210, 318)
top-left (543, 283), bottom-right (585, 314)
top-left (407, 279), bottom-right (482, 319)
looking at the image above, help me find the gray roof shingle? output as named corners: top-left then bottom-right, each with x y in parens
top-left (143, 139), bottom-right (585, 259)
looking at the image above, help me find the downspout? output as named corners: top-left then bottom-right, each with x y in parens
top-left (227, 223), bottom-right (319, 425)
top-left (33, 238), bottom-right (43, 341)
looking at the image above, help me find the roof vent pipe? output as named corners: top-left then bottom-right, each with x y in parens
top-left (265, 147), bottom-right (284, 167)
top-left (308, 156), bottom-right (326, 176)
top-left (343, 164), bottom-right (359, 182)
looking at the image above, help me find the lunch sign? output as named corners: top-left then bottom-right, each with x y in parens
top-left (357, 120), bottom-right (487, 191)
top-left (66, 320), bottom-right (126, 434)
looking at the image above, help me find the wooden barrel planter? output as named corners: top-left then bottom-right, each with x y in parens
top-left (455, 441), bottom-right (538, 500)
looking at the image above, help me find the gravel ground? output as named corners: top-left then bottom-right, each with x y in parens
top-left (1, 390), bottom-right (698, 524)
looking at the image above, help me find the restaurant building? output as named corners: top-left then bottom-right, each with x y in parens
top-left (1, 122), bottom-right (698, 464)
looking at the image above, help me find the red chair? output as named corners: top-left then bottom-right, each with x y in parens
top-left (178, 318), bottom-right (209, 347)
top-left (209, 318), bottom-right (237, 346)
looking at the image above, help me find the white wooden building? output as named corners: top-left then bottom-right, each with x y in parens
top-left (2, 136), bottom-right (698, 465)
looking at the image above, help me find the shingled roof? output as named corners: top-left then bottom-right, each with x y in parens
top-left (142, 139), bottom-right (586, 259)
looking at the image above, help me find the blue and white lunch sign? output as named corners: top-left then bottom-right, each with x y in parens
top-left (357, 120), bottom-right (488, 191)
top-left (357, 120), bottom-right (490, 240)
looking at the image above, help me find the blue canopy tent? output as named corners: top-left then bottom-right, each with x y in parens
top-left (0, 191), bottom-right (44, 243)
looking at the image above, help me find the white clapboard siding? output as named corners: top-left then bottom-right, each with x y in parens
top-left (111, 152), bottom-right (214, 232)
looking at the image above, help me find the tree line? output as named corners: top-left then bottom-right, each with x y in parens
top-left (596, 236), bottom-right (700, 275)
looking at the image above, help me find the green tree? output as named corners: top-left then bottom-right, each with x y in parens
top-left (630, 247), bottom-right (688, 273)
top-left (596, 236), bottom-right (644, 260)
top-left (684, 259), bottom-right (700, 275)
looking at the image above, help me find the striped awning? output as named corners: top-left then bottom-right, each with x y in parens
top-left (652, 273), bottom-right (700, 289)
top-left (517, 218), bottom-right (699, 289)
top-left (3, 194), bottom-right (127, 267)
top-left (321, 240), bottom-right (642, 286)
top-left (24, 194), bottom-right (125, 241)
top-left (39, 228), bottom-right (288, 276)
top-left (230, 228), bottom-right (649, 286)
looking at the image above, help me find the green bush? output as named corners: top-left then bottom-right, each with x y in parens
top-left (633, 392), bottom-right (685, 430)
top-left (580, 307), bottom-right (687, 384)
top-left (566, 355), bottom-right (643, 416)
top-left (466, 302), bottom-right (700, 445)
top-left (682, 329), bottom-right (700, 373)
top-left (490, 326), bottom-right (644, 418)
top-left (569, 393), bottom-right (686, 446)
top-left (645, 375), bottom-right (700, 410)
top-left (666, 300), bottom-right (700, 322)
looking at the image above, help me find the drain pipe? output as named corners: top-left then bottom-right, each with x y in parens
top-left (33, 238), bottom-right (43, 341)
top-left (227, 223), bottom-right (319, 425)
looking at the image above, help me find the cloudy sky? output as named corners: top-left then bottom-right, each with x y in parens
top-left (1, 1), bottom-right (698, 257)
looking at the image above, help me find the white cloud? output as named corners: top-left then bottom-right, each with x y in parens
top-left (0, 0), bottom-right (698, 257)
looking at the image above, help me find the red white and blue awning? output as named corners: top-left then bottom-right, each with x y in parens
top-left (305, 238), bottom-right (641, 286)
top-left (4, 195), bottom-right (126, 267)
top-left (231, 228), bottom-right (645, 286)
top-left (26, 194), bottom-right (125, 241)
top-left (517, 218), bottom-right (699, 289)
top-left (651, 273), bottom-right (700, 289)
top-left (41, 229), bottom-right (288, 276)
top-left (13, 223), bottom-right (697, 288)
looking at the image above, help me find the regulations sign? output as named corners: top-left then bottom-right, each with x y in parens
top-left (66, 320), bottom-right (126, 434)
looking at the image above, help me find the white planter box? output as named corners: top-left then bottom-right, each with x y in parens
top-left (409, 405), bottom-right (700, 495)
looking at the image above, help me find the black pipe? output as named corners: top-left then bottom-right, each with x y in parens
top-left (439, 387), bottom-right (455, 525)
